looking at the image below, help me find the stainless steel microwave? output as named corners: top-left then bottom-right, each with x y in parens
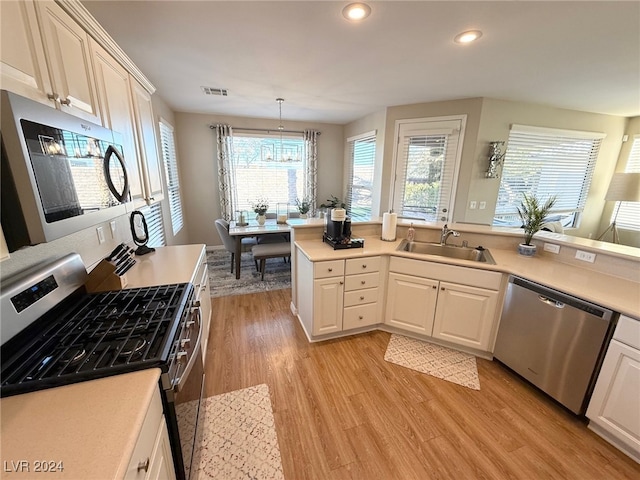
top-left (1, 90), bottom-right (130, 252)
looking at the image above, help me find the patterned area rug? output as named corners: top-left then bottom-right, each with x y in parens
top-left (193, 384), bottom-right (285, 480)
top-left (207, 249), bottom-right (291, 298)
top-left (384, 334), bottom-right (480, 390)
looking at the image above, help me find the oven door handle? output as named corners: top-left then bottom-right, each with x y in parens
top-left (173, 306), bottom-right (202, 393)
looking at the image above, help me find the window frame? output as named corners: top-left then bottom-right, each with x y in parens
top-left (611, 135), bottom-right (640, 230)
top-left (158, 118), bottom-right (184, 236)
top-left (346, 130), bottom-right (377, 220)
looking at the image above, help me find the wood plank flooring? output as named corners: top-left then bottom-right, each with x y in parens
top-left (204, 289), bottom-right (640, 480)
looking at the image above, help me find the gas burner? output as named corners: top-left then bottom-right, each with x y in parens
top-left (119, 337), bottom-right (147, 357)
top-left (61, 348), bottom-right (86, 365)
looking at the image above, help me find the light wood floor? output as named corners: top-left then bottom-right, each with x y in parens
top-left (204, 289), bottom-right (640, 480)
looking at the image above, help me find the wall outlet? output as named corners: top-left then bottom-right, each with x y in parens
top-left (544, 243), bottom-right (560, 254)
top-left (110, 220), bottom-right (117, 238)
top-left (96, 226), bottom-right (106, 244)
top-left (469, 201), bottom-right (477, 209)
top-left (575, 250), bottom-right (596, 263)
top-left (479, 201), bottom-right (487, 209)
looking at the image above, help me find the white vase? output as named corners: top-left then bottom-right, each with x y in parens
top-left (256, 214), bottom-right (266, 226)
top-left (299, 213), bottom-right (308, 219)
top-left (518, 243), bottom-right (537, 256)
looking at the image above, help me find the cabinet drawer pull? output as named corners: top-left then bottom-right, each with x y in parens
top-left (432, 285), bottom-right (437, 289)
top-left (441, 287), bottom-right (445, 291)
top-left (328, 268), bottom-right (333, 272)
top-left (339, 281), bottom-right (344, 285)
top-left (137, 458), bottom-right (150, 473)
top-left (362, 264), bottom-right (367, 269)
top-left (47, 93), bottom-right (59, 102)
top-left (59, 97), bottom-right (71, 106)
top-left (360, 296), bottom-right (365, 300)
top-left (359, 315), bottom-right (364, 320)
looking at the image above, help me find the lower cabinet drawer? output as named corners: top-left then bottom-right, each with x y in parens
top-left (344, 272), bottom-right (380, 291)
top-left (343, 303), bottom-right (379, 330)
top-left (344, 287), bottom-right (379, 307)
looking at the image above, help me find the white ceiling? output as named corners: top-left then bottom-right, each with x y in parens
top-left (82, 1), bottom-right (640, 125)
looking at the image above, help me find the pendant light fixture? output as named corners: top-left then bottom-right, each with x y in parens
top-left (276, 97), bottom-right (284, 161)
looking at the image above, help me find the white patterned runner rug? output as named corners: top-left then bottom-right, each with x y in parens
top-left (384, 334), bottom-right (480, 390)
top-left (193, 384), bottom-right (285, 480)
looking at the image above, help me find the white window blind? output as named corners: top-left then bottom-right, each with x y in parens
top-left (612, 136), bottom-right (640, 230)
top-left (392, 118), bottom-right (464, 222)
top-left (346, 131), bottom-right (376, 220)
top-left (139, 203), bottom-right (166, 247)
top-left (159, 120), bottom-right (184, 235)
top-left (494, 125), bottom-right (605, 227)
top-left (231, 134), bottom-right (306, 213)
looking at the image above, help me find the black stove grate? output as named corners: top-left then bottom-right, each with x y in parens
top-left (1, 283), bottom-right (193, 397)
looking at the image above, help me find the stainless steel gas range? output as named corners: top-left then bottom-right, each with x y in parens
top-left (0, 253), bottom-right (206, 480)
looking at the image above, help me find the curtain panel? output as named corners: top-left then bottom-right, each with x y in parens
top-left (214, 124), bottom-right (237, 221)
top-left (304, 130), bottom-right (318, 215)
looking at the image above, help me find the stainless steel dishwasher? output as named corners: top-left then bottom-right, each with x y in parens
top-left (493, 276), bottom-right (616, 415)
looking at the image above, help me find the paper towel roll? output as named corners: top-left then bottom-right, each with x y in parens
top-left (381, 212), bottom-right (397, 241)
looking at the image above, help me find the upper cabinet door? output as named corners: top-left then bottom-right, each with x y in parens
top-left (35, 0), bottom-right (100, 123)
top-left (131, 80), bottom-right (164, 203)
top-left (91, 39), bottom-right (145, 207)
top-left (0, 0), bottom-right (54, 106)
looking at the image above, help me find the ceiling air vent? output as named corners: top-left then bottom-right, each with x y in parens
top-left (201, 86), bottom-right (228, 96)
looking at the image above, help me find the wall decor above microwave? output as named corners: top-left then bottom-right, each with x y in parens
top-left (1, 90), bottom-right (130, 253)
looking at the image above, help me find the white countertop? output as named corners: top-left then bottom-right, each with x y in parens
top-left (124, 243), bottom-right (205, 288)
top-left (294, 235), bottom-right (640, 319)
top-left (0, 369), bottom-right (161, 479)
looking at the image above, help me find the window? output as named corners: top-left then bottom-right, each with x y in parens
top-left (391, 117), bottom-right (465, 222)
top-left (346, 131), bottom-right (376, 220)
top-left (231, 134), bottom-right (307, 213)
top-left (139, 203), bottom-right (166, 247)
top-left (493, 125), bottom-right (605, 228)
top-left (612, 136), bottom-right (640, 230)
top-left (159, 120), bottom-right (184, 235)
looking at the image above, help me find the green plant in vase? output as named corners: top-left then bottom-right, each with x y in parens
top-left (516, 193), bottom-right (557, 256)
top-left (296, 197), bottom-right (312, 218)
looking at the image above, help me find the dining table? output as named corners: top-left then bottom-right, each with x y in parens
top-left (228, 219), bottom-right (291, 279)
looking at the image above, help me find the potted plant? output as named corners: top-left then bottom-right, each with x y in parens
top-left (295, 197), bottom-right (312, 219)
top-left (319, 195), bottom-right (346, 221)
top-left (516, 193), bottom-right (557, 256)
top-left (251, 197), bottom-right (269, 225)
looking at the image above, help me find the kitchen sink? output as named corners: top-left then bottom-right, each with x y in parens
top-left (396, 239), bottom-right (496, 264)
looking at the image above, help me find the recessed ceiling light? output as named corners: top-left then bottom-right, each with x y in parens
top-left (342, 3), bottom-right (371, 21)
top-left (454, 30), bottom-right (483, 44)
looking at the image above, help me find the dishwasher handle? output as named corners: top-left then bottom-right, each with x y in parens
top-left (538, 295), bottom-right (565, 309)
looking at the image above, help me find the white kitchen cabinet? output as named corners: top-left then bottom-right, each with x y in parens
top-left (91, 38), bottom-right (146, 207)
top-left (385, 257), bottom-right (502, 352)
top-left (34, 0), bottom-right (101, 122)
top-left (125, 387), bottom-right (176, 480)
top-left (342, 257), bottom-right (382, 331)
top-left (131, 80), bottom-right (164, 204)
top-left (0, 0), bottom-right (52, 106)
top-left (313, 276), bottom-right (344, 335)
top-left (587, 315), bottom-right (640, 462)
top-left (195, 252), bottom-right (212, 362)
top-left (385, 272), bottom-right (438, 335)
top-left (432, 282), bottom-right (499, 351)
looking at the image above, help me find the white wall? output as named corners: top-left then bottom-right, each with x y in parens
top-left (174, 112), bottom-right (344, 247)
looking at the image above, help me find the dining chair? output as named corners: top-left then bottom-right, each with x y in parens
top-left (214, 219), bottom-right (257, 273)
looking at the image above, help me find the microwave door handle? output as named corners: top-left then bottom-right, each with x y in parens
top-left (104, 145), bottom-right (130, 203)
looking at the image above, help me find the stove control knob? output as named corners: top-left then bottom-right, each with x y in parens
top-left (186, 320), bottom-right (195, 328)
top-left (192, 301), bottom-right (201, 308)
top-left (181, 339), bottom-right (191, 348)
top-left (177, 351), bottom-right (187, 363)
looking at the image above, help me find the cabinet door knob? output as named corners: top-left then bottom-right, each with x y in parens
top-left (47, 93), bottom-right (59, 102)
top-left (137, 458), bottom-right (150, 473)
top-left (432, 285), bottom-right (437, 289)
top-left (339, 281), bottom-right (344, 285)
top-left (441, 287), bottom-right (445, 291)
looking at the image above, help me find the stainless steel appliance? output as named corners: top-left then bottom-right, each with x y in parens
top-left (1, 90), bottom-right (129, 252)
top-left (0, 254), bottom-right (205, 480)
top-left (494, 276), bottom-right (616, 415)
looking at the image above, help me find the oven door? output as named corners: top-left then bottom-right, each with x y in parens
top-left (170, 306), bottom-right (205, 480)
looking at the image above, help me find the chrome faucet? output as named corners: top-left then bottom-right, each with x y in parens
top-left (440, 224), bottom-right (460, 245)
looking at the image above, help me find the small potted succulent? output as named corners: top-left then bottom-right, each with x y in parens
top-left (296, 197), bottom-right (312, 218)
top-left (251, 197), bottom-right (269, 225)
top-left (517, 193), bottom-right (557, 256)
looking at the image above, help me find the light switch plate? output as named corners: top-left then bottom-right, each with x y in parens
top-left (469, 201), bottom-right (477, 209)
top-left (479, 201), bottom-right (487, 209)
top-left (544, 243), bottom-right (560, 254)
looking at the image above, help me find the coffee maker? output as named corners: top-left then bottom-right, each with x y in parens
top-left (323, 208), bottom-right (352, 244)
